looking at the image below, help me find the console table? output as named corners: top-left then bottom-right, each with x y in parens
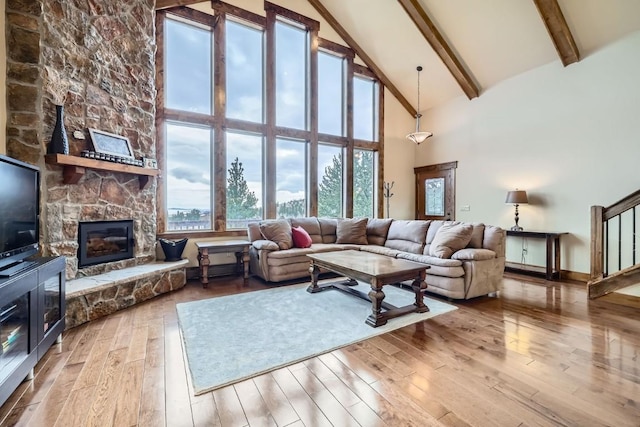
top-left (505, 230), bottom-right (568, 281)
top-left (195, 240), bottom-right (251, 287)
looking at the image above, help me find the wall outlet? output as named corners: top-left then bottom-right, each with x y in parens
top-left (461, 205), bottom-right (471, 211)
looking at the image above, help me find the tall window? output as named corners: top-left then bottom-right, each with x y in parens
top-left (275, 21), bottom-right (307, 130)
top-left (318, 52), bottom-right (344, 136)
top-left (226, 132), bottom-right (263, 228)
top-left (354, 76), bottom-right (377, 141)
top-left (318, 144), bottom-right (343, 217)
top-left (226, 19), bottom-right (263, 123)
top-left (165, 18), bottom-right (212, 114)
top-left (166, 124), bottom-right (212, 230)
top-left (276, 138), bottom-right (307, 218)
top-left (353, 149), bottom-right (375, 218)
top-left (157, 4), bottom-right (381, 234)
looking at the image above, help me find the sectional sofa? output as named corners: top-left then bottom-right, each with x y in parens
top-left (247, 217), bottom-right (506, 300)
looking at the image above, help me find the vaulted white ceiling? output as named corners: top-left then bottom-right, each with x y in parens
top-left (186, 0), bottom-right (640, 115)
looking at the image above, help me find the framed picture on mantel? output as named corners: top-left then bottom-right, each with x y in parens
top-left (88, 128), bottom-right (134, 159)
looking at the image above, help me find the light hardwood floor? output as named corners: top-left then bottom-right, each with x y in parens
top-left (1, 273), bottom-right (639, 426)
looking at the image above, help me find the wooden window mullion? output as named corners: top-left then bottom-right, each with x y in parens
top-left (265, 8), bottom-right (277, 219)
top-left (156, 11), bottom-right (167, 234)
top-left (213, 11), bottom-right (226, 230)
top-left (377, 83), bottom-right (384, 218)
top-left (308, 27), bottom-right (319, 217)
top-left (345, 55), bottom-right (354, 218)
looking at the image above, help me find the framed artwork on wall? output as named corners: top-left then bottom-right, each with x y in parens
top-left (88, 129), bottom-right (134, 159)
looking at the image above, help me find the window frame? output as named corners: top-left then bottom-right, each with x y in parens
top-left (155, 4), bottom-right (383, 237)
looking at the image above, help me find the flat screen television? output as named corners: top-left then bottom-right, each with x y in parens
top-left (0, 155), bottom-right (40, 271)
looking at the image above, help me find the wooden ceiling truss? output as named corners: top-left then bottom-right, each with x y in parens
top-left (532, 0), bottom-right (580, 66)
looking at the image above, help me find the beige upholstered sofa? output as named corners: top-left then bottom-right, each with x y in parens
top-left (247, 217), bottom-right (506, 300)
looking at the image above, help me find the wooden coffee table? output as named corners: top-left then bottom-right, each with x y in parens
top-left (307, 250), bottom-right (430, 327)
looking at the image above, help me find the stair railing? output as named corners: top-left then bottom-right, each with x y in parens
top-left (590, 189), bottom-right (640, 281)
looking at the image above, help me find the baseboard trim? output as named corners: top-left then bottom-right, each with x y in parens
top-left (562, 270), bottom-right (589, 283)
top-left (504, 262), bottom-right (588, 283)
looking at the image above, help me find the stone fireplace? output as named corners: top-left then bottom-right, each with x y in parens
top-left (77, 220), bottom-right (134, 268)
top-left (6, 0), bottom-right (158, 279)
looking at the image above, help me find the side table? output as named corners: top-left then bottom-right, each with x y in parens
top-left (505, 230), bottom-right (568, 281)
top-left (195, 240), bottom-right (251, 287)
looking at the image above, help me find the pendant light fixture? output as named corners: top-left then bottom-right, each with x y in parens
top-left (406, 66), bottom-right (433, 145)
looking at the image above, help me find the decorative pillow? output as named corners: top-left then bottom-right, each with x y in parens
top-left (291, 226), bottom-right (313, 248)
top-left (259, 220), bottom-right (293, 250)
top-left (429, 223), bottom-right (474, 258)
top-left (336, 218), bottom-right (368, 245)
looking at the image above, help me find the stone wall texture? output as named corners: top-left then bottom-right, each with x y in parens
top-left (6, 0), bottom-right (157, 279)
top-left (65, 268), bottom-right (186, 329)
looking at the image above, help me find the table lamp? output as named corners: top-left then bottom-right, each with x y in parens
top-left (505, 190), bottom-right (528, 231)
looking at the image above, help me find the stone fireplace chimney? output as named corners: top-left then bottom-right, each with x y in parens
top-left (5, 0), bottom-right (158, 279)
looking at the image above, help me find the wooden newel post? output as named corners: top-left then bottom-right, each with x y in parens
top-left (590, 205), bottom-right (604, 281)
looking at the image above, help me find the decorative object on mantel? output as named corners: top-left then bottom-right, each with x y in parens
top-left (383, 181), bottom-right (394, 218)
top-left (505, 189), bottom-right (529, 231)
top-left (159, 238), bottom-right (188, 262)
top-left (81, 150), bottom-right (144, 166)
top-left (406, 66), bottom-right (433, 145)
top-left (88, 128), bottom-right (134, 159)
top-left (143, 157), bottom-right (158, 169)
top-left (47, 105), bottom-right (69, 155)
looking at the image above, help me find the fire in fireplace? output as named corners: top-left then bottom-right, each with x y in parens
top-left (78, 220), bottom-right (134, 268)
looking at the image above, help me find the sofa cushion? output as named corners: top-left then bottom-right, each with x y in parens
top-left (396, 252), bottom-right (463, 267)
top-left (318, 218), bottom-right (338, 243)
top-left (452, 248), bottom-right (496, 261)
top-left (385, 220), bottom-right (429, 254)
top-left (336, 218), bottom-right (369, 244)
top-left (260, 219), bottom-right (293, 250)
top-left (359, 245), bottom-right (402, 258)
top-left (425, 220), bottom-right (444, 245)
top-left (429, 223), bottom-right (474, 258)
top-left (252, 239), bottom-right (279, 251)
top-left (291, 226), bottom-right (313, 248)
top-left (483, 225), bottom-right (505, 257)
top-left (467, 222), bottom-right (485, 249)
top-left (290, 217), bottom-right (323, 243)
top-left (247, 222), bottom-right (262, 242)
top-left (366, 218), bottom-right (393, 246)
top-left (311, 243), bottom-right (361, 252)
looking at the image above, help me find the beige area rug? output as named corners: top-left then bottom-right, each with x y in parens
top-left (176, 280), bottom-right (457, 395)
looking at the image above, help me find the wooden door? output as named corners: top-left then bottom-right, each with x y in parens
top-left (414, 161), bottom-right (457, 221)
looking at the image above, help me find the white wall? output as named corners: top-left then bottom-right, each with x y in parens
top-left (415, 30), bottom-right (640, 274)
top-left (382, 89), bottom-right (417, 220)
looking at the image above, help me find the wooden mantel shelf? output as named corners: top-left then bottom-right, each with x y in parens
top-left (45, 154), bottom-right (160, 189)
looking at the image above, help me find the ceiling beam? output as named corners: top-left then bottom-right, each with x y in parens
top-left (155, 0), bottom-right (202, 10)
top-left (398, 0), bottom-right (479, 99)
top-left (533, 0), bottom-right (580, 66)
top-left (307, 0), bottom-right (416, 117)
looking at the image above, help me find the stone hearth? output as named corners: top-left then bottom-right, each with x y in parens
top-left (65, 260), bottom-right (188, 329)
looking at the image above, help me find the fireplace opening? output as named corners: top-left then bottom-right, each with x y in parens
top-left (78, 220), bottom-right (134, 268)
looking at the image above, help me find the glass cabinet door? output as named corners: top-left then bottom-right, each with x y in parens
top-left (0, 294), bottom-right (30, 385)
top-left (42, 275), bottom-right (61, 336)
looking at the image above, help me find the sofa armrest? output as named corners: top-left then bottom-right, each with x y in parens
top-left (252, 239), bottom-right (279, 251)
top-left (451, 248), bottom-right (496, 261)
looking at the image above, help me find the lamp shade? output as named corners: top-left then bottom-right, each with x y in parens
top-left (505, 190), bottom-right (528, 204)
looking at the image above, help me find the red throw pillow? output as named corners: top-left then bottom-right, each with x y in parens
top-left (291, 226), bottom-right (312, 248)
